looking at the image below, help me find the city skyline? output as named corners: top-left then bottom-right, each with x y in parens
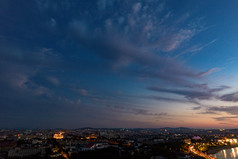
top-left (1, 0), bottom-right (238, 129)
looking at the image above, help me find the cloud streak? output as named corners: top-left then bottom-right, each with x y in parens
top-left (106, 105), bottom-right (167, 117)
top-left (198, 67), bottom-right (220, 77)
top-left (148, 85), bottom-right (229, 100)
top-left (219, 92), bottom-right (238, 102)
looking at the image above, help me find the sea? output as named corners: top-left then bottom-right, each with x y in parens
top-left (213, 147), bottom-right (238, 159)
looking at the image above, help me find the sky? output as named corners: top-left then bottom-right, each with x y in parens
top-left (1, 0), bottom-right (238, 129)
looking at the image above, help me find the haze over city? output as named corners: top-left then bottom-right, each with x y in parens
top-left (1, 0), bottom-right (238, 129)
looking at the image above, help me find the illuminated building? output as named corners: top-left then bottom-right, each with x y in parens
top-left (53, 132), bottom-right (64, 139)
top-left (184, 139), bottom-right (191, 144)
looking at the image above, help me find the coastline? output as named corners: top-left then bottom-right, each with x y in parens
top-left (206, 144), bottom-right (238, 155)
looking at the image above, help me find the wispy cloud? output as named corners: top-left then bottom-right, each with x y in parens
top-left (146, 95), bottom-right (187, 103)
top-left (148, 87), bottom-right (212, 100)
top-left (208, 106), bottom-right (238, 115)
top-left (132, 2), bottom-right (142, 13)
top-left (192, 106), bottom-right (201, 110)
top-left (106, 105), bottom-right (167, 117)
top-left (194, 106), bottom-right (238, 118)
top-left (219, 92), bottom-right (238, 102)
top-left (198, 67), bottom-right (220, 77)
top-left (148, 85), bottom-right (229, 100)
top-left (175, 39), bottom-right (217, 58)
top-left (214, 116), bottom-right (238, 121)
top-left (47, 77), bottom-right (60, 86)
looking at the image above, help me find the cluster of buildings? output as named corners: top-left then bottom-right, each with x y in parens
top-left (0, 128), bottom-right (238, 159)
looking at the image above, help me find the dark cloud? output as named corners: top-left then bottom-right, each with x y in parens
top-left (145, 95), bottom-right (204, 105)
top-left (148, 85), bottom-right (230, 100)
top-left (208, 106), bottom-right (238, 115)
top-left (211, 85), bottom-right (230, 92)
top-left (198, 111), bottom-right (219, 115)
top-left (106, 105), bottom-right (167, 117)
top-left (146, 95), bottom-right (186, 103)
top-left (148, 87), bottom-right (208, 100)
top-left (213, 116), bottom-right (238, 121)
top-left (151, 87), bottom-right (213, 100)
top-left (219, 92), bottom-right (238, 102)
top-left (192, 106), bottom-right (201, 110)
top-left (194, 106), bottom-right (238, 118)
top-left (219, 122), bottom-right (235, 125)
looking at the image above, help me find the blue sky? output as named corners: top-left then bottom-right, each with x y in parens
top-left (1, 0), bottom-right (238, 128)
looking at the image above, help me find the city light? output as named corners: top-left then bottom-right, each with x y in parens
top-left (53, 132), bottom-right (64, 139)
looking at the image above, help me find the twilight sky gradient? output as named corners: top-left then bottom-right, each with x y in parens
top-left (1, 0), bottom-right (238, 129)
